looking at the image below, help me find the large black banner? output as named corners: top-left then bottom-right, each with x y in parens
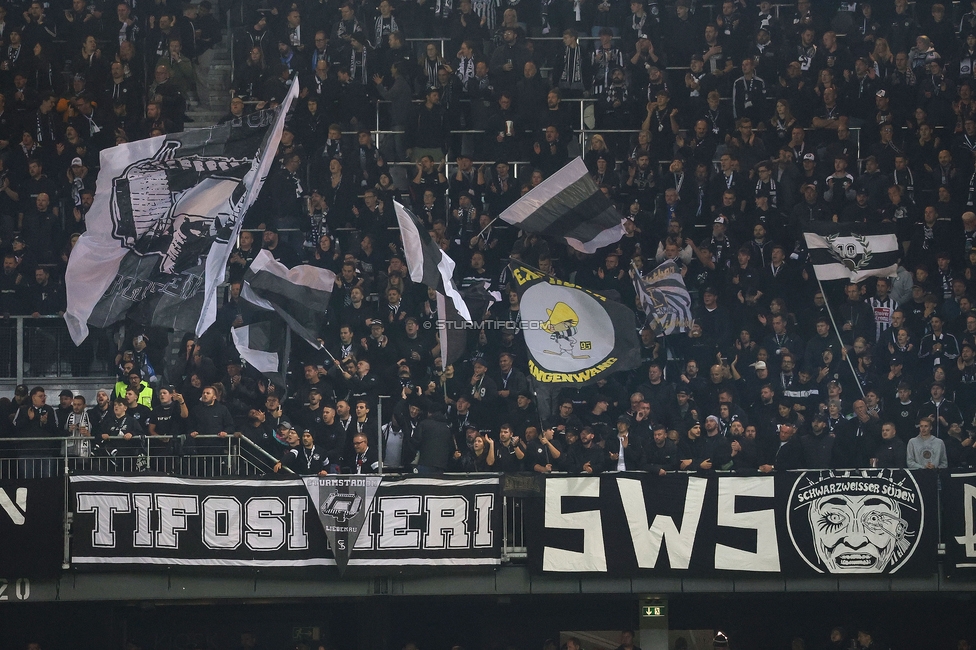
top-left (942, 472), bottom-right (976, 578)
top-left (529, 471), bottom-right (938, 576)
top-left (69, 475), bottom-right (501, 572)
top-left (0, 478), bottom-right (63, 577)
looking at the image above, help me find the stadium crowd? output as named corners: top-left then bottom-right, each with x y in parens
top-left (9, 0), bottom-right (976, 475)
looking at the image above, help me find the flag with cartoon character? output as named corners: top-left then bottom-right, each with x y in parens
top-left (508, 263), bottom-right (640, 384)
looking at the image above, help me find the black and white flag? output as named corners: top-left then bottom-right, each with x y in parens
top-left (633, 261), bottom-right (693, 334)
top-left (394, 201), bottom-right (471, 321)
top-left (498, 157), bottom-right (626, 254)
top-left (232, 314), bottom-right (288, 387)
top-left (436, 284), bottom-right (494, 369)
top-left (803, 222), bottom-right (899, 282)
top-left (64, 78), bottom-right (300, 345)
top-left (241, 250), bottom-right (334, 348)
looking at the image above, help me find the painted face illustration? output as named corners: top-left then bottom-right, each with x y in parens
top-left (809, 494), bottom-right (909, 573)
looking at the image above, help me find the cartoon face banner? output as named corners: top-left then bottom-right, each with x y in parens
top-left (527, 471), bottom-right (937, 576)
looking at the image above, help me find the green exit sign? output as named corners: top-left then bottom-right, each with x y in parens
top-left (641, 605), bottom-right (666, 617)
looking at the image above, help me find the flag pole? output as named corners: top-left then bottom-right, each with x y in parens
top-left (473, 217), bottom-right (499, 240)
top-left (813, 274), bottom-right (866, 399)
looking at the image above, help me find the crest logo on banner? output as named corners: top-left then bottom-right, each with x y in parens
top-left (305, 476), bottom-right (382, 574)
top-left (823, 232), bottom-right (875, 273)
top-left (786, 470), bottom-right (924, 574)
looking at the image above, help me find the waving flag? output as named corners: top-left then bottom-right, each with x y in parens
top-left (394, 201), bottom-right (472, 321)
top-left (633, 260), bottom-right (693, 334)
top-left (498, 157), bottom-right (626, 253)
top-left (509, 263), bottom-right (639, 384)
top-left (803, 222), bottom-right (899, 282)
top-left (241, 250), bottom-right (334, 348)
top-left (64, 78), bottom-right (300, 344)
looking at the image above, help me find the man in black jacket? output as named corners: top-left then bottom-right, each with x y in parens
top-left (414, 410), bottom-right (455, 473)
top-left (874, 422), bottom-right (907, 468)
top-left (344, 432), bottom-right (379, 474)
top-left (642, 423), bottom-right (679, 475)
top-left (759, 422), bottom-right (803, 472)
top-left (95, 397), bottom-right (145, 459)
top-left (11, 385), bottom-right (59, 476)
top-left (567, 426), bottom-right (606, 474)
top-left (189, 385), bottom-right (235, 458)
top-left (801, 413), bottom-right (837, 469)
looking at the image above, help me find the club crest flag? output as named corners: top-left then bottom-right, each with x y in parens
top-left (64, 78), bottom-right (300, 345)
top-left (509, 264), bottom-right (640, 384)
top-left (803, 222), bottom-right (899, 282)
top-left (633, 260), bottom-right (693, 334)
top-left (305, 475), bottom-right (382, 575)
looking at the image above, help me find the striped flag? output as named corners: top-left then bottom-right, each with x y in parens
top-left (436, 284), bottom-right (495, 369)
top-left (633, 260), bottom-right (693, 334)
top-left (498, 157), bottom-right (626, 253)
top-left (240, 250), bottom-right (334, 348)
top-left (232, 314), bottom-right (288, 388)
top-left (394, 201), bottom-right (472, 321)
top-left (803, 223), bottom-right (899, 282)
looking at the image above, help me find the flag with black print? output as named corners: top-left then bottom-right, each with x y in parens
top-left (241, 250), bottom-right (335, 348)
top-left (509, 263), bottom-right (640, 384)
top-left (394, 200), bottom-right (472, 321)
top-left (633, 260), bottom-right (693, 334)
top-left (232, 313), bottom-right (288, 388)
top-left (64, 78), bottom-right (300, 345)
top-left (803, 222), bottom-right (900, 282)
top-left (498, 157), bottom-right (626, 254)
top-left (436, 284), bottom-right (495, 369)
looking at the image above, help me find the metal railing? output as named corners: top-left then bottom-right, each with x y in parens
top-left (0, 435), bottom-right (281, 480)
top-left (0, 315), bottom-right (120, 384)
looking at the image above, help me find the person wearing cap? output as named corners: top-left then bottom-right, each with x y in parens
top-left (916, 380), bottom-right (963, 440)
top-left (55, 389), bottom-right (76, 432)
top-left (560, 425), bottom-right (603, 474)
top-left (697, 213), bottom-right (732, 267)
top-left (94, 396), bottom-right (145, 459)
top-left (801, 413), bottom-right (838, 469)
top-left (272, 423), bottom-right (301, 473)
top-left (405, 84), bottom-right (447, 163)
top-left (260, 223), bottom-right (300, 268)
top-left (700, 413), bottom-right (732, 470)
top-left (82, 388), bottom-right (112, 433)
